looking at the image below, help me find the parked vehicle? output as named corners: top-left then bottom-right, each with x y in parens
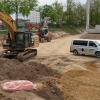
top-left (70, 39), bottom-right (100, 58)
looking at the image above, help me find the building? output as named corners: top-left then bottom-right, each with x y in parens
top-left (28, 11), bottom-right (40, 24)
top-left (17, 10), bottom-right (41, 24)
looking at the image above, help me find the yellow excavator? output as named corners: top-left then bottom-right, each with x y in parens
top-left (0, 12), bottom-right (39, 61)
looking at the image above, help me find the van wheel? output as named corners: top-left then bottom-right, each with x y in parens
top-left (95, 51), bottom-right (100, 58)
top-left (73, 50), bottom-right (79, 56)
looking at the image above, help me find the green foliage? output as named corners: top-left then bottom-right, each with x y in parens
top-left (90, 0), bottom-right (100, 26)
top-left (0, 0), bottom-right (15, 14)
top-left (40, 1), bottom-right (63, 25)
top-left (49, 25), bottom-right (80, 35)
top-left (52, 1), bottom-right (63, 23)
top-left (0, 0), bottom-right (37, 17)
top-left (19, 0), bottom-right (37, 17)
top-left (0, 0), bottom-right (37, 26)
top-left (66, 0), bottom-right (75, 24)
top-left (65, 0), bottom-right (86, 26)
top-left (40, 0), bottom-right (86, 27)
top-left (19, 0), bottom-right (31, 17)
top-left (0, 30), bottom-right (8, 34)
top-left (40, 5), bottom-right (55, 20)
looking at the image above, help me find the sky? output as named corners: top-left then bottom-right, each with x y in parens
top-left (38, 0), bottom-right (87, 6)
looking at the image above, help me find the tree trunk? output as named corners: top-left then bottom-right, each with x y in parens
top-left (16, 11), bottom-right (18, 27)
top-left (15, 0), bottom-right (18, 27)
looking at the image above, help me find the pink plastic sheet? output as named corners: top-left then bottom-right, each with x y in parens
top-left (1, 80), bottom-right (35, 92)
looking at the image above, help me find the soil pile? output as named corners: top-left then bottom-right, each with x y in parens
top-left (52, 31), bottom-right (69, 39)
top-left (0, 58), bottom-right (63, 100)
top-left (0, 58), bottom-right (60, 81)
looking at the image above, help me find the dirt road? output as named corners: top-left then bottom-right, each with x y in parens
top-left (30, 34), bottom-right (97, 73)
top-left (37, 35), bottom-right (79, 56)
top-left (0, 34), bottom-right (100, 100)
top-left (36, 34), bottom-right (97, 61)
top-left (30, 34), bottom-right (100, 100)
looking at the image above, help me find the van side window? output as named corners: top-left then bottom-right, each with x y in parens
top-left (73, 40), bottom-right (88, 46)
top-left (89, 41), bottom-right (97, 47)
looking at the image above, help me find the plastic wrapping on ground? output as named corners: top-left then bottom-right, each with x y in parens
top-left (1, 80), bottom-right (37, 92)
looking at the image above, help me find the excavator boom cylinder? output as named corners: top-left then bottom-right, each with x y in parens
top-left (0, 12), bottom-right (16, 40)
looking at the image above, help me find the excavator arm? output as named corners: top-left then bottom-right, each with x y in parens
top-left (0, 12), bottom-right (17, 40)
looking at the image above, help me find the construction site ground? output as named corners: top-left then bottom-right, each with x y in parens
top-left (0, 32), bottom-right (100, 100)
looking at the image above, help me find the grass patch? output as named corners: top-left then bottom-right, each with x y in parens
top-left (0, 30), bottom-right (8, 34)
top-left (62, 26), bottom-right (81, 35)
top-left (49, 25), bottom-right (81, 35)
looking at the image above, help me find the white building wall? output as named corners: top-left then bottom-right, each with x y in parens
top-left (28, 11), bottom-right (40, 23)
top-left (11, 11), bottom-right (41, 23)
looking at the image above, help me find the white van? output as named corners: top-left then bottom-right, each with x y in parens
top-left (70, 39), bottom-right (100, 58)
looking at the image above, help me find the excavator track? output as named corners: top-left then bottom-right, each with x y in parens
top-left (17, 49), bottom-right (37, 62)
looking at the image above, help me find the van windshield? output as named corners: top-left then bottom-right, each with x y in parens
top-left (96, 41), bottom-right (100, 46)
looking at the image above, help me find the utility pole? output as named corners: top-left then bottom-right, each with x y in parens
top-left (86, 0), bottom-right (91, 31)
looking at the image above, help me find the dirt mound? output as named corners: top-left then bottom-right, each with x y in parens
top-left (61, 68), bottom-right (100, 100)
top-left (52, 31), bottom-right (69, 39)
top-left (80, 33), bottom-right (100, 40)
top-left (0, 58), bottom-right (60, 81)
top-left (0, 58), bottom-right (63, 100)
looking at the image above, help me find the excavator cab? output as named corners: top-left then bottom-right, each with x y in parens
top-left (15, 32), bottom-right (37, 50)
top-left (3, 32), bottom-right (31, 50)
top-left (16, 32), bottom-right (30, 50)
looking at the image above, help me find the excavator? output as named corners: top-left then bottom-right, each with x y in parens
top-left (0, 12), bottom-right (39, 61)
top-left (25, 22), bottom-right (52, 42)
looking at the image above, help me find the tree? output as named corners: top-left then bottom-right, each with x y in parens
top-left (63, 0), bottom-right (86, 27)
top-left (40, 0), bottom-right (86, 27)
top-left (40, 1), bottom-right (63, 26)
top-left (0, 0), bottom-right (14, 14)
top-left (66, 0), bottom-right (76, 25)
top-left (90, 0), bottom-right (100, 26)
top-left (52, 1), bottom-right (63, 26)
top-left (19, 0), bottom-right (37, 17)
top-left (13, 0), bottom-right (37, 26)
top-left (39, 5), bottom-right (55, 21)
top-left (0, 0), bottom-right (37, 26)
top-left (74, 3), bottom-right (86, 26)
